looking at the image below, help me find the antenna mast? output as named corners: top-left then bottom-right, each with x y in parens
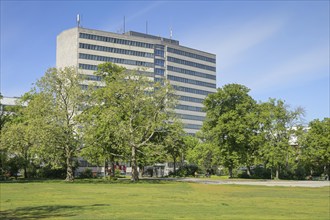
top-left (123, 16), bottom-right (126, 33)
top-left (77, 14), bottom-right (81, 27)
top-left (170, 27), bottom-right (173, 39)
top-left (146, 21), bottom-right (148, 34)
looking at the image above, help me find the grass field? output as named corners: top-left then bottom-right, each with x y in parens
top-left (0, 180), bottom-right (329, 219)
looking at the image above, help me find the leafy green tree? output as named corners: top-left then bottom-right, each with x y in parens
top-left (0, 96), bottom-right (33, 178)
top-left (1, 122), bottom-right (34, 178)
top-left (80, 63), bottom-right (177, 181)
top-left (22, 67), bottom-right (86, 181)
top-left (301, 118), bottom-right (330, 178)
top-left (202, 84), bottom-right (257, 177)
top-left (258, 99), bottom-right (304, 179)
top-left (162, 121), bottom-right (186, 173)
top-left (79, 63), bottom-right (127, 177)
top-left (186, 141), bottom-right (221, 173)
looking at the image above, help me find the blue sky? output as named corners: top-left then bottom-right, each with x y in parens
top-left (1, 1), bottom-right (329, 123)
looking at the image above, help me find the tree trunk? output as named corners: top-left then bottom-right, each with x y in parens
top-left (228, 166), bottom-right (233, 178)
top-left (110, 156), bottom-right (115, 177)
top-left (275, 166), bottom-right (279, 180)
top-left (139, 166), bottom-right (144, 178)
top-left (324, 165), bottom-right (329, 180)
top-left (270, 167), bottom-right (273, 179)
top-left (173, 157), bottom-right (177, 175)
top-left (247, 165), bottom-right (251, 177)
top-left (24, 166), bottom-right (28, 179)
top-left (104, 159), bottom-right (107, 177)
top-left (65, 149), bottom-right (74, 182)
top-left (131, 146), bottom-right (139, 181)
top-left (24, 149), bottom-right (28, 179)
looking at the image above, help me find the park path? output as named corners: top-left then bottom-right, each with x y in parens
top-left (142, 177), bottom-right (330, 188)
top-left (175, 178), bottom-right (330, 188)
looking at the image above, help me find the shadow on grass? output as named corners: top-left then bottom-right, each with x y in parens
top-left (0, 205), bottom-right (79, 219)
top-left (0, 204), bottom-right (111, 219)
top-left (0, 178), bottom-right (174, 185)
top-left (0, 179), bottom-right (65, 184)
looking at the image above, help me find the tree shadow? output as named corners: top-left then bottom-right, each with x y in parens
top-left (0, 204), bottom-right (107, 219)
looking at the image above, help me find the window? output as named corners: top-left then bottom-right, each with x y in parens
top-left (167, 57), bottom-right (215, 71)
top-left (79, 43), bottom-right (154, 58)
top-left (183, 124), bottom-right (202, 130)
top-left (79, 74), bottom-right (102, 81)
top-left (167, 66), bottom-right (216, 80)
top-left (167, 47), bottom-right (216, 63)
top-left (173, 85), bottom-right (213, 96)
top-left (155, 68), bottom-right (165, 76)
top-left (79, 32), bottom-right (154, 49)
top-left (155, 59), bottom-right (165, 67)
top-left (79, 63), bottom-right (98, 71)
top-left (168, 75), bottom-right (216, 88)
top-left (176, 113), bottom-right (205, 121)
top-left (178, 95), bottom-right (204, 103)
top-left (79, 53), bottom-right (154, 68)
top-left (154, 49), bottom-right (164, 57)
top-left (175, 104), bottom-right (203, 112)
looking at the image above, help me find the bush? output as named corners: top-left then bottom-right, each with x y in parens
top-left (238, 171), bottom-right (250, 179)
top-left (114, 169), bottom-right (121, 177)
top-left (251, 165), bottom-right (271, 179)
top-left (170, 164), bottom-right (198, 177)
top-left (79, 168), bottom-right (93, 178)
top-left (37, 166), bottom-right (66, 179)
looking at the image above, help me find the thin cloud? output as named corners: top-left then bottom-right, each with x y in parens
top-left (101, 2), bottom-right (163, 32)
top-left (215, 18), bottom-right (286, 70)
top-left (182, 15), bottom-right (286, 70)
top-left (250, 46), bottom-right (329, 91)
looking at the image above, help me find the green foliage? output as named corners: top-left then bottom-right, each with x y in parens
top-left (186, 142), bottom-right (220, 172)
top-left (155, 121), bottom-right (187, 172)
top-left (202, 84), bottom-right (258, 177)
top-left (258, 99), bottom-right (304, 179)
top-left (79, 168), bottom-right (93, 179)
top-left (36, 166), bottom-right (67, 179)
top-left (301, 118), bottom-right (330, 177)
top-left (80, 63), bottom-right (178, 181)
top-left (19, 67), bottom-right (86, 181)
top-left (171, 164), bottom-right (199, 177)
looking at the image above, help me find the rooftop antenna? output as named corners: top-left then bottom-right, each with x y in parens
top-left (77, 14), bottom-right (81, 27)
top-left (170, 27), bottom-right (173, 39)
top-left (123, 16), bottom-right (126, 34)
top-left (146, 21), bottom-right (148, 34)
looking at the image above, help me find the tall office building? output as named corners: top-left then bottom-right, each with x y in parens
top-left (57, 27), bottom-right (216, 135)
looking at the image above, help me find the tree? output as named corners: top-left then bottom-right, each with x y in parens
top-left (186, 141), bottom-right (221, 173)
top-left (1, 123), bottom-right (34, 178)
top-left (80, 63), bottom-right (178, 181)
top-left (0, 96), bottom-right (34, 179)
top-left (22, 67), bottom-right (86, 181)
top-left (79, 63), bottom-right (127, 177)
top-left (301, 118), bottom-right (330, 178)
top-left (258, 99), bottom-right (304, 179)
top-left (202, 84), bottom-right (257, 177)
top-left (162, 121), bottom-right (186, 173)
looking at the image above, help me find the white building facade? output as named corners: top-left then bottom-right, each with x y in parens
top-left (57, 27), bottom-right (217, 135)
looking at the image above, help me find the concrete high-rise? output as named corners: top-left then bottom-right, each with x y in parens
top-left (57, 27), bottom-right (216, 135)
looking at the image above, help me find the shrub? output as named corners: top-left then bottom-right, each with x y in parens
top-left (114, 169), bottom-right (121, 177)
top-left (79, 168), bottom-right (93, 178)
top-left (238, 171), bottom-right (250, 179)
top-left (171, 164), bottom-right (198, 177)
top-left (247, 165), bottom-right (270, 179)
top-left (37, 166), bottom-right (66, 179)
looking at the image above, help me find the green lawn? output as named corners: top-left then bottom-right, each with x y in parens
top-left (0, 180), bottom-right (329, 219)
